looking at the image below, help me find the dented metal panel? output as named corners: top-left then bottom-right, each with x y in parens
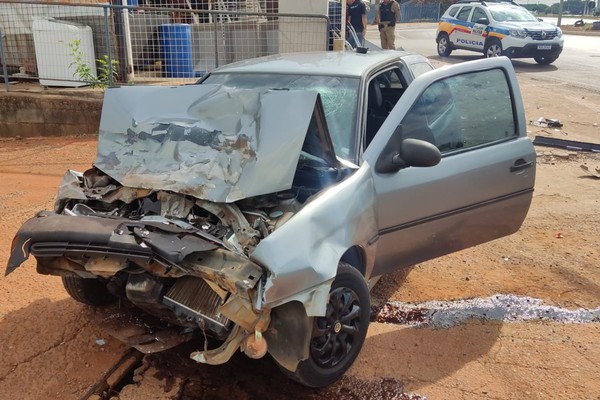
top-left (251, 163), bottom-right (378, 314)
top-left (95, 85), bottom-right (324, 203)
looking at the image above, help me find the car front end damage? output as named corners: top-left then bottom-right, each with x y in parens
top-left (6, 84), bottom-right (378, 378)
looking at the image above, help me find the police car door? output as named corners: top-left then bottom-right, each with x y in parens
top-left (363, 57), bottom-right (535, 277)
top-left (469, 6), bottom-right (490, 51)
top-left (451, 5), bottom-right (476, 49)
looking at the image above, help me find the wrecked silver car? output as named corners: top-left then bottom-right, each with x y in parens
top-left (6, 54), bottom-right (535, 387)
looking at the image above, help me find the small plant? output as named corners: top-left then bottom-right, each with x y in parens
top-left (68, 39), bottom-right (119, 89)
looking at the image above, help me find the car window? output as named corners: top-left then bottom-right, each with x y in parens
top-left (490, 6), bottom-right (537, 22)
top-left (456, 6), bottom-right (472, 21)
top-left (409, 62), bottom-right (434, 78)
top-left (471, 7), bottom-right (488, 22)
top-left (401, 68), bottom-right (516, 153)
top-left (447, 6), bottom-right (460, 18)
top-left (366, 68), bottom-right (407, 146)
top-left (200, 73), bottom-right (360, 160)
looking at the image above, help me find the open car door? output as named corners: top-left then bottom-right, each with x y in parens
top-left (363, 57), bottom-right (535, 276)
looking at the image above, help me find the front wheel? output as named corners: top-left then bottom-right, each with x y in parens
top-left (437, 33), bottom-right (452, 57)
top-left (285, 262), bottom-right (371, 387)
top-left (534, 56), bottom-right (557, 65)
top-left (62, 276), bottom-right (117, 306)
top-left (484, 39), bottom-right (503, 58)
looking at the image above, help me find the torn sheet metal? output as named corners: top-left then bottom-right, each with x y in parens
top-left (251, 163), bottom-right (378, 315)
top-left (95, 85), bottom-right (325, 203)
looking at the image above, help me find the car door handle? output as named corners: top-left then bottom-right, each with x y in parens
top-left (510, 159), bottom-right (534, 172)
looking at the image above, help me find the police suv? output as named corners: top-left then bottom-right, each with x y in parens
top-left (436, 0), bottom-right (563, 64)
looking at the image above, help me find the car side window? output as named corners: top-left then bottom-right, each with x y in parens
top-left (400, 68), bottom-right (516, 153)
top-left (456, 6), bottom-right (472, 21)
top-left (365, 68), bottom-right (407, 147)
top-left (448, 6), bottom-right (460, 18)
top-left (471, 7), bottom-right (488, 23)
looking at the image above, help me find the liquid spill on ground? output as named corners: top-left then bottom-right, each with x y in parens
top-left (372, 294), bottom-right (600, 328)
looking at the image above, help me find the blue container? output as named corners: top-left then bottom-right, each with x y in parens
top-left (158, 24), bottom-right (194, 78)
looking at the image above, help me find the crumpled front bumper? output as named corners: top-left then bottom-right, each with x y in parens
top-left (6, 211), bottom-right (221, 276)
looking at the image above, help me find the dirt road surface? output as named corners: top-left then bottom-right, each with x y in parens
top-left (1, 74), bottom-right (599, 400)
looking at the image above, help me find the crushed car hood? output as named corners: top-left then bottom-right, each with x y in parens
top-left (95, 85), bottom-right (339, 203)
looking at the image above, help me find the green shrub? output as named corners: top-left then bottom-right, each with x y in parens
top-left (68, 39), bottom-right (119, 89)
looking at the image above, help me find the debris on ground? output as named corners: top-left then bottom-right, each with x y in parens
top-left (580, 164), bottom-right (600, 179)
top-left (372, 295), bottom-right (600, 329)
top-left (533, 136), bottom-right (600, 152)
top-left (531, 117), bottom-right (563, 128)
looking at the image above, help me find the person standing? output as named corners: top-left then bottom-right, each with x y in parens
top-left (346, 0), bottom-right (367, 48)
top-left (374, 0), bottom-right (401, 49)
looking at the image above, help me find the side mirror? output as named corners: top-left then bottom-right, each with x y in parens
top-left (376, 137), bottom-right (441, 174)
top-left (537, 17), bottom-right (544, 22)
top-left (476, 17), bottom-right (489, 25)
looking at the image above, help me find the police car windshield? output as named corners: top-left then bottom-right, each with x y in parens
top-left (200, 73), bottom-right (360, 161)
top-left (490, 7), bottom-right (538, 22)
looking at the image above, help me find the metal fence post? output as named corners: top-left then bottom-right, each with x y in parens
top-left (0, 29), bottom-right (9, 92)
top-left (121, 0), bottom-right (134, 83)
top-left (213, 17), bottom-right (219, 68)
top-left (104, 6), bottom-right (114, 87)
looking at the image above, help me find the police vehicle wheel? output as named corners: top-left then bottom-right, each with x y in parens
top-left (534, 56), bottom-right (557, 65)
top-left (283, 262), bottom-right (370, 387)
top-left (437, 33), bottom-right (452, 57)
top-left (484, 39), bottom-right (503, 58)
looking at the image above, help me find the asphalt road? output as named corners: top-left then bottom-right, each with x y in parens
top-left (367, 23), bottom-right (600, 92)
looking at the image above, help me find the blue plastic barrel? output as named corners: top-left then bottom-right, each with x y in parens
top-left (158, 24), bottom-right (194, 78)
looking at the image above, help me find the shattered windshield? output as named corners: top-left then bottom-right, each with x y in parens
top-left (201, 73), bottom-right (360, 161)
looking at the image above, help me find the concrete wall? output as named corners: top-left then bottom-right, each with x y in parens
top-left (0, 91), bottom-right (102, 138)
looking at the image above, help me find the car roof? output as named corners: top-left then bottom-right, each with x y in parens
top-left (451, 1), bottom-right (524, 9)
top-left (208, 51), bottom-right (425, 78)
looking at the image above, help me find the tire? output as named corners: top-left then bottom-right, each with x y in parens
top-left (534, 56), bottom-right (557, 65)
top-left (437, 33), bottom-right (452, 57)
top-left (62, 276), bottom-right (117, 306)
top-left (484, 39), bottom-right (503, 58)
top-left (286, 262), bottom-right (371, 387)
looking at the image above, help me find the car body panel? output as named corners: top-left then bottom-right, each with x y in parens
top-left (200, 51), bottom-right (430, 80)
top-left (252, 163), bottom-right (378, 311)
top-left (96, 84), bottom-right (337, 203)
top-left (364, 57), bottom-right (535, 276)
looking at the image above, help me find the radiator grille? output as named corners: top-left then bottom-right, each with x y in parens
top-left (527, 30), bottom-right (558, 40)
top-left (163, 276), bottom-right (229, 328)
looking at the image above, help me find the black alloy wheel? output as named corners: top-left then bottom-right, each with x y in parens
top-left (285, 262), bottom-right (370, 387)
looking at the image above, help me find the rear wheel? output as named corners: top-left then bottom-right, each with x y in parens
top-left (534, 56), bottom-right (557, 65)
top-left (484, 39), bottom-right (503, 58)
top-left (437, 33), bottom-right (452, 57)
top-left (286, 262), bottom-right (370, 387)
top-left (62, 276), bottom-right (117, 306)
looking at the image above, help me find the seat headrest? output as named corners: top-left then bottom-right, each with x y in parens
top-left (368, 81), bottom-right (383, 109)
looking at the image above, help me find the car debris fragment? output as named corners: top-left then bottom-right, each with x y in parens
top-left (580, 164), bottom-right (600, 179)
top-left (533, 136), bottom-right (600, 152)
top-left (531, 117), bottom-right (563, 128)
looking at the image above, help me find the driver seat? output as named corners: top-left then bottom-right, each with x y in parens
top-left (366, 81), bottom-right (387, 146)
